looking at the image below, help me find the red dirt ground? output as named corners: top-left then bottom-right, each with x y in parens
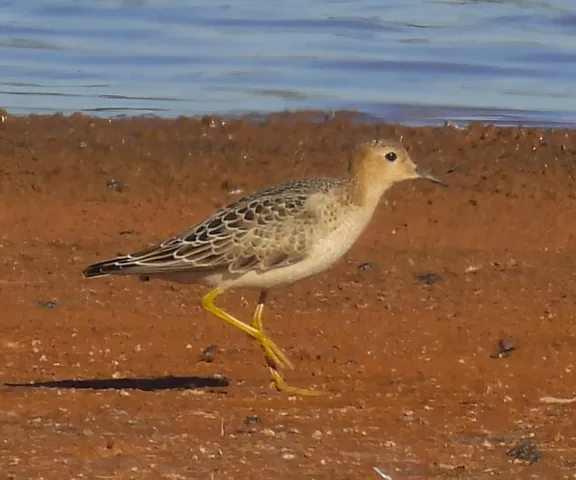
top-left (0, 111), bottom-right (575, 479)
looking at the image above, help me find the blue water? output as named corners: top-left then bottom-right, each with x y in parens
top-left (1, 0), bottom-right (576, 126)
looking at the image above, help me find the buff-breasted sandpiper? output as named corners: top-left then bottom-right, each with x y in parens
top-left (83, 138), bottom-right (444, 395)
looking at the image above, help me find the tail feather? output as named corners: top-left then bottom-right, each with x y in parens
top-left (83, 256), bottom-right (135, 278)
top-left (83, 255), bottom-right (202, 278)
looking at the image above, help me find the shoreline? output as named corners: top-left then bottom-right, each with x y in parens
top-left (3, 106), bottom-right (576, 129)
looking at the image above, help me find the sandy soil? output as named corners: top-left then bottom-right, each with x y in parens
top-left (0, 110), bottom-right (575, 479)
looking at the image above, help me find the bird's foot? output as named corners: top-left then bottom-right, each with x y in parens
top-left (268, 367), bottom-right (327, 396)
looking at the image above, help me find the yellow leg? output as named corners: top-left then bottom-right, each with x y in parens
top-left (201, 289), bottom-right (289, 370)
top-left (269, 368), bottom-right (327, 396)
top-left (254, 293), bottom-right (328, 395)
top-left (201, 289), bottom-right (328, 396)
top-left (251, 291), bottom-right (293, 370)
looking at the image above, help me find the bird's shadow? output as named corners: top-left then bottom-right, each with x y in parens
top-left (4, 375), bottom-right (229, 392)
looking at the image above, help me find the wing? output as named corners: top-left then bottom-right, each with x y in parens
top-left (85, 178), bottom-right (340, 277)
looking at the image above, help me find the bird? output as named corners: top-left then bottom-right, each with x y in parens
top-left (83, 138), bottom-right (445, 396)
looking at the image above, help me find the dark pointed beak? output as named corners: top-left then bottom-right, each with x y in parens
top-left (417, 169), bottom-right (447, 186)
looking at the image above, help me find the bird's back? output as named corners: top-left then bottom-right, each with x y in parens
top-left (83, 177), bottom-right (350, 280)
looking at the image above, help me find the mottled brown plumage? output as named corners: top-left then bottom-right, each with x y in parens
top-left (83, 138), bottom-right (444, 395)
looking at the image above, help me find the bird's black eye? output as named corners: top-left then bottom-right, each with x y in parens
top-left (385, 151), bottom-right (397, 162)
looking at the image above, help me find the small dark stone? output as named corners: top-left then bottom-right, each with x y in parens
top-left (490, 339), bottom-right (515, 359)
top-left (38, 300), bottom-right (58, 309)
top-left (139, 275), bottom-right (150, 282)
top-left (199, 344), bottom-right (219, 363)
top-left (243, 415), bottom-right (261, 425)
top-left (106, 179), bottom-right (125, 192)
top-left (345, 359), bottom-right (357, 365)
top-left (416, 272), bottom-right (440, 285)
top-left (118, 230), bottom-right (136, 236)
top-left (358, 262), bottom-right (375, 271)
top-left (506, 441), bottom-right (542, 465)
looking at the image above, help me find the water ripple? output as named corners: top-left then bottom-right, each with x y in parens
top-left (0, 0), bottom-right (575, 125)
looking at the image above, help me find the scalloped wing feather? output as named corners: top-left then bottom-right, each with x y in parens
top-left (90, 178), bottom-right (343, 276)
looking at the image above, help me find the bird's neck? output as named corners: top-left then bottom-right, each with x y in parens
top-left (347, 162), bottom-right (392, 209)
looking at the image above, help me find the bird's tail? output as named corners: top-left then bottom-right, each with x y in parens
top-left (83, 239), bottom-right (190, 278)
top-left (82, 256), bottom-right (133, 278)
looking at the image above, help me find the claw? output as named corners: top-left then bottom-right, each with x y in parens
top-left (269, 368), bottom-right (327, 396)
